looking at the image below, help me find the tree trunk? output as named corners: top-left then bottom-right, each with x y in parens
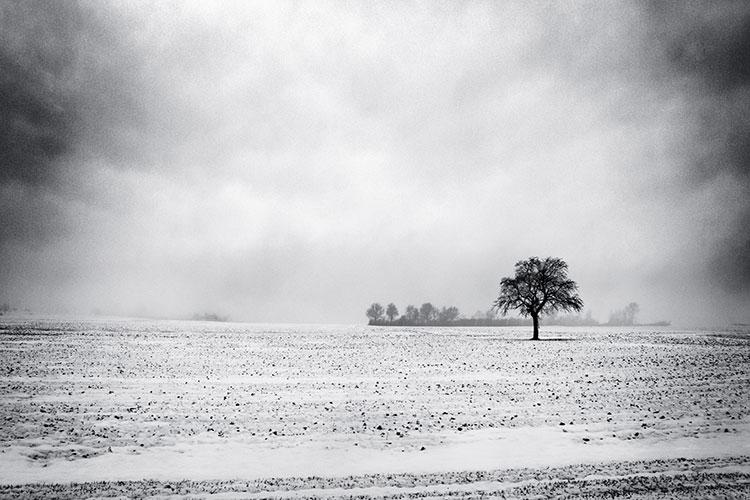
top-left (532, 314), bottom-right (539, 340)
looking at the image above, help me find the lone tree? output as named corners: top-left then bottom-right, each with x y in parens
top-left (386, 303), bottom-right (399, 323)
top-left (493, 256), bottom-right (583, 340)
top-left (366, 303), bottom-right (384, 324)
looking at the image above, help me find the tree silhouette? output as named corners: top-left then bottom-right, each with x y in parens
top-left (625, 302), bottom-right (639, 324)
top-left (386, 303), bottom-right (399, 323)
top-left (419, 302), bottom-right (437, 324)
top-left (493, 256), bottom-right (583, 340)
top-left (404, 305), bottom-right (419, 322)
top-left (366, 303), bottom-right (384, 323)
top-left (608, 302), bottom-right (639, 325)
top-left (438, 306), bottom-right (460, 323)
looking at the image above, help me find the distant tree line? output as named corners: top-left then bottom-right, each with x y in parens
top-left (191, 312), bottom-right (229, 322)
top-left (367, 302), bottom-right (526, 326)
top-left (366, 302), bottom-right (457, 326)
top-left (366, 301), bottom-right (598, 327)
top-left (606, 302), bottom-right (669, 326)
top-left (366, 300), bottom-right (668, 327)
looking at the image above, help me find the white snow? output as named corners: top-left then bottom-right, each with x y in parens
top-left (2, 424), bottom-right (748, 484)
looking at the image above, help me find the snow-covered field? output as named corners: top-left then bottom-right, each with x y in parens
top-left (0, 318), bottom-right (748, 498)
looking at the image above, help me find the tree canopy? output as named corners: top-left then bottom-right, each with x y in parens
top-left (419, 302), bottom-right (437, 323)
top-left (493, 256), bottom-right (583, 340)
top-left (366, 303), bottom-right (384, 323)
top-left (386, 303), bottom-right (399, 322)
top-left (608, 302), bottom-right (639, 325)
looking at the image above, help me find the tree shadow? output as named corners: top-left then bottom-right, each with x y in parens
top-left (529, 338), bottom-right (576, 341)
top-left (472, 336), bottom-right (576, 342)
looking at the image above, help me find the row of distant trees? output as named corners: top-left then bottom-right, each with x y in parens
top-left (366, 302), bottom-right (598, 327)
top-left (366, 300), bottom-right (667, 327)
top-left (366, 302), bottom-right (463, 326)
top-left (191, 312), bottom-right (229, 322)
top-left (605, 302), bottom-right (669, 326)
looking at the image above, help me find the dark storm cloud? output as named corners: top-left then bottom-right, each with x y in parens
top-left (666, 11), bottom-right (750, 94)
top-left (0, 0), bottom-right (90, 250)
top-left (0, 0), bottom-right (179, 246)
top-left (643, 1), bottom-right (750, 293)
top-left (0, 0), bottom-right (81, 187)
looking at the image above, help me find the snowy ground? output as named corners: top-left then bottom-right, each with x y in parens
top-left (0, 318), bottom-right (748, 498)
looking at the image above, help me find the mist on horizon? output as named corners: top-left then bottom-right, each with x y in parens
top-left (1, 1), bottom-right (749, 327)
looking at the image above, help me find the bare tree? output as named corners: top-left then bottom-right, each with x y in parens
top-left (404, 305), bottom-right (419, 323)
top-left (366, 303), bottom-right (384, 324)
top-left (419, 302), bottom-right (436, 324)
top-left (625, 302), bottom-right (639, 325)
top-left (493, 256), bottom-right (583, 340)
top-left (386, 303), bottom-right (399, 323)
top-left (608, 302), bottom-right (640, 326)
top-left (438, 306), bottom-right (460, 323)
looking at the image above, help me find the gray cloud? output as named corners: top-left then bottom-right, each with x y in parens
top-left (641, 1), bottom-right (750, 293)
top-left (0, 0), bottom-right (81, 187)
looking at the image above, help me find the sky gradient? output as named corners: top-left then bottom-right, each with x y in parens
top-left (1, 0), bottom-right (749, 326)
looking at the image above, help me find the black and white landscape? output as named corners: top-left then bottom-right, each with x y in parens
top-left (1, 1), bottom-right (749, 498)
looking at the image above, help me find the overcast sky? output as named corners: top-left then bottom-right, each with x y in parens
top-left (1, 0), bottom-right (748, 326)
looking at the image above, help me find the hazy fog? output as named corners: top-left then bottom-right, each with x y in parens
top-left (1, 1), bottom-right (748, 326)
